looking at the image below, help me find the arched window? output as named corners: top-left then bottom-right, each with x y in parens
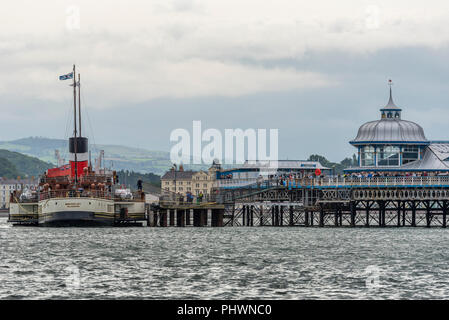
top-left (387, 112), bottom-right (392, 118)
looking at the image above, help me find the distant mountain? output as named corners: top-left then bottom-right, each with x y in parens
top-left (0, 149), bottom-right (53, 178)
top-left (0, 137), bottom-right (173, 175)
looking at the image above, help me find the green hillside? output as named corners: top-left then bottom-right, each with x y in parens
top-left (0, 157), bottom-right (21, 179)
top-left (0, 149), bottom-right (53, 178)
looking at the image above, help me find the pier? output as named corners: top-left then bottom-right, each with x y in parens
top-left (150, 176), bottom-right (449, 228)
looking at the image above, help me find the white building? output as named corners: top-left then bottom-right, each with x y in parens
top-left (0, 178), bottom-right (38, 209)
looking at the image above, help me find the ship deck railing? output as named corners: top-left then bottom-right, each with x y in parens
top-left (217, 176), bottom-right (449, 189)
top-left (22, 190), bottom-right (146, 202)
top-left (40, 174), bottom-right (113, 184)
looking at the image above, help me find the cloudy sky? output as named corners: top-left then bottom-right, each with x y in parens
top-left (1, 0), bottom-right (449, 162)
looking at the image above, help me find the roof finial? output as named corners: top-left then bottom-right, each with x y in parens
top-left (388, 79), bottom-right (393, 101)
top-left (383, 79), bottom-right (399, 109)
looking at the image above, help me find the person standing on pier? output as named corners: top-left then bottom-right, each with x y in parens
top-left (137, 179), bottom-right (143, 192)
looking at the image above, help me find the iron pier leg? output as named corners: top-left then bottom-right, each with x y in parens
top-left (212, 209), bottom-right (224, 227)
top-left (378, 201), bottom-right (383, 227)
top-left (201, 209), bottom-right (208, 226)
top-left (319, 206), bottom-right (324, 227)
top-left (160, 209), bottom-right (167, 227)
top-left (402, 202), bottom-right (406, 226)
top-left (186, 209), bottom-right (191, 226)
top-left (275, 205), bottom-right (280, 226)
top-left (193, 209), bottom-right (201, 227)
top-left (350, 202), bottom-right (355, 227)
top-left (339, 206), bottom-right (342, 226)
top-left (177, 209), bottom-right (185, 227)
top-left (280, 206), bottom-right (284, 226)
top-left (169, 209), bottom-right (175, 226)
top-left (411, 202), bottom-right (416, 227)
top-left (334, 204), bottom-right (338, 227)
top-left (250, 205), bottom-right (254, 226)
top-left (305, 210), bottom-right (309, 227)
top-left (218, 209), bottom-right (224, 227)
top-left (153, 211), bottom-right (158, 227)
top-left (397, 201), bottom-right (401, 227)
top-left (426, 200), bottom-right (431, 228)
top-left (289, 205), bottom-right (294, 226)
top-left (365, 201), bottom-right (370, 227)
top-left (443, 201), bottom-right (447, 229)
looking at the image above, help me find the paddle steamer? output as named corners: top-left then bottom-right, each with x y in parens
top-left (8, 65), bottom-right (147, 226)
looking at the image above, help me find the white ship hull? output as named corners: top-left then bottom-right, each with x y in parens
top-left (9, 197), bottom-right (146, 227)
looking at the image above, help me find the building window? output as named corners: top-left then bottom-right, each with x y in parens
top-left (377, 146), bottom-right (400, 166)
top-left (361, 146), bottom-right (375, 166)
top-left (203, 183), bottom-right (207, 187)
top-left (196, 183), bottom-right (200, 187)
top-left (402, 146), bottom-right (419, 164)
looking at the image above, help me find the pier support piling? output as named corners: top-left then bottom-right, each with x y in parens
top-left (169, 209), bottom-right (175, 226)
top-left (160, 209), bottom-right (167, 227)
top-left (186, 209), bottom-right (191, 226)
top-left (176, 209), bottom-right (185, 227)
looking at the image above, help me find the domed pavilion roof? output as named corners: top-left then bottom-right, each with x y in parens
top-left (350, 83), bottom-right (428, 145)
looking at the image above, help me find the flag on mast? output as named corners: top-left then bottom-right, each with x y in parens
top-left (59, 72), bottom-right (73, 80)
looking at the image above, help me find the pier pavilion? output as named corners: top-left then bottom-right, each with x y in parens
top-left (345, 84), bottom-right (449, 173)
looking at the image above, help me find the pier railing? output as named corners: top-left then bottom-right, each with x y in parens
top-left (159, 190), bottom-right (217, 206)
top-left (217, 176), bottom-right (449, 189)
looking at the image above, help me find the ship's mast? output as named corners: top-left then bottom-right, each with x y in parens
top-left (73, 64), bottom-right (78, 185)
top-left (78, 73), bottom-right (81, 137)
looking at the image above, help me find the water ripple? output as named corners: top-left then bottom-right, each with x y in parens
top-left (1, 218), bottom-right (449, 299)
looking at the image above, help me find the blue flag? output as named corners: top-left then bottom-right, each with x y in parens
top-left (59, 72), bottom-right (73, 80)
